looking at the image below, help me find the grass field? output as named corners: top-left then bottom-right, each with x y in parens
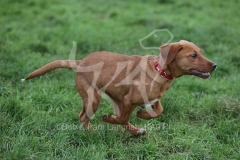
top-left (1, 0), bottom-right (240, 159)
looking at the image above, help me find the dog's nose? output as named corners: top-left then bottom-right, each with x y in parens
top-left (211, 63), bottom-right (217, 69)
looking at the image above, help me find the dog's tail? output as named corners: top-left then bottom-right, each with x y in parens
top-left (22, 60), bottom-right (81, 81)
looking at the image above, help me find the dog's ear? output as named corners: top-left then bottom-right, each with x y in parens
top-left (160, 43), bottom-right (183, 65)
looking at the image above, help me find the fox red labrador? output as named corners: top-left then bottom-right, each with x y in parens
top-left (22, 40), bottom-right (217, 135)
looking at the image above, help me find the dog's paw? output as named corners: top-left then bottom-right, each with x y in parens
top-left (136, 109), bottom-right (144, 116)
top-left (136, 109), bottom-right (147, 118)
top-left (101, 114), bottom-right (110, 122)
top-left (136, 128), bottom-right (146, 136)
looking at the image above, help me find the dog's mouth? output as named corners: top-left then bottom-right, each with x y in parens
top-left (189, 69), bottom-right (211, 79)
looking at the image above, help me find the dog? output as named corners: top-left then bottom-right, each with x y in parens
top-left (22, 40), bottom-right (217, 135)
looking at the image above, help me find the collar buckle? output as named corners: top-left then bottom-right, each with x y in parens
top-left (153, 62), bottom-right (173, 80)
top-left (160, 71), bottom-right (166, 78)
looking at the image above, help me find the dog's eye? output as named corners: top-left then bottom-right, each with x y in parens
top-left (190, 53), bottom-right (197, 58)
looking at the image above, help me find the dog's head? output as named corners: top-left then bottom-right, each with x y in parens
top-left (160, 40), bottom-right (217, 79)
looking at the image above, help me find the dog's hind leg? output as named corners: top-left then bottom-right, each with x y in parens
top-left (76, 75), bottom-right (101, 130)
top-left (78, 90), bottom-right (101, 129)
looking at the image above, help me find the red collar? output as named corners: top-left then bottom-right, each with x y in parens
top-left (153, 62), bottom-right (173, 80)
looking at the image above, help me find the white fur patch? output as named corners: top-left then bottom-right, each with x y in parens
top-left (21, 79), bottom-right (25, 82)
top-left (137, 128), bottom-right (146, 135)
top-left (145, 99), bottom-right (158, 105)
top-left (144, 99), bottom-right (159, 110)
top-left (149, 99), bottom-right (158, 105)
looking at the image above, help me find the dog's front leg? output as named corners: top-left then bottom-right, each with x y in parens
top-left (102, 103), bottom-right (146, 135)
top-left (137, 101), bottom-right (163, 120)
top-left (102, 114), bottom-right (146, 135)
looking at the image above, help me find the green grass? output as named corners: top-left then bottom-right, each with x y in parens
top-left (1, 0), bottom-right (240, 159)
